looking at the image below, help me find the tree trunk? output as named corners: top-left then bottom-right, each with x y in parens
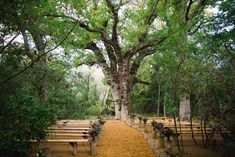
top-left (178, 117), bottom-right (184, 152)
top-left (157, 82), bottom-right (161, 116)
top-left (173, 114), bottom-right (180, 151)
top-left (118, 61), bottom-right (131, 120)
top-left (204, 112), bottom-right (208, 148)
top-left (110, 83), bottom-right (121, 119)
top-left (179, 93), bottom-right (190, 121)
top-left (163, 88), bottom-right (166, 117)
top-left (200, 115), bottom-right (205, 144)
top-left (110, 62), bottom-right (132, 121)
top-left (190, 115), bottom-right (197, 144)
top-left (29, 29), bottom-right (47, 102)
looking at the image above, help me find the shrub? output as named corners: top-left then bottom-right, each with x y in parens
top-left (143, 117), bottom-right (148, 124)
top-left (151, 120), bottom-right (158, 131)
top-left (98, 118), bottom-right (106, 125)
top-left (89, 122), bottom-right (102, 141)
top-left (162, 127), bottom-right (174, 138)
top-left (138, 116), bottom-right (143, 122)
top-left (156, 122), bottom-right (164, 131)
top-left (0, 94), bottom-right (55, 157)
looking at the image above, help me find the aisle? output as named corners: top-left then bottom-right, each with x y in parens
top-left (95, 120), bottom-right (155, 157)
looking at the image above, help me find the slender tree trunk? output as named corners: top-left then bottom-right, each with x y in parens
top-left (102, 86), bottom-right (110, 107)
top-left (200, 115), bottom-right (205, 144)
top-left (157, 82), bottom-right (161, 116)
top-left (29, 30), bottom-right (47, 102)
top-left (178, 118), bottom-right (184, 152)
top-left (204, 112), bottom-right (208, 148)
top-left (163, 88), bottom-right (166, 117)
top-left (190, 115), bottom-right (197, 144)
top-left (173, 114), bottom-right (180, 151)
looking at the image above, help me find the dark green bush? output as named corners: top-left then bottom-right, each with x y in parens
top-left (162, 127), bottom-right (174, 138)
top-left (0, 94), bottom-right (55, 157)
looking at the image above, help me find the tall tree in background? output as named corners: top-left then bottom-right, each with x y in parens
top-left (169, 0), bottom-right (208, 120)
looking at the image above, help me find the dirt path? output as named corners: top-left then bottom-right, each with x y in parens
top-left (95, 120), bottom-right (155, 157)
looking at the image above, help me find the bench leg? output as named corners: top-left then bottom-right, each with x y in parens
top-left (90, 141), bottom-right (97, 156)
top-left (69, 142), bottom-right (78, 156)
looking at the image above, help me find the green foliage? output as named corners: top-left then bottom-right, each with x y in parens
top-left (69, 72), bottom-right (102, 118)
top-left (98, 119), bottom-right (106, 125)
top-left (0, 93), bottom-right (54, 157)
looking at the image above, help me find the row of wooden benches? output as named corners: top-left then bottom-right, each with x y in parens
top-left (36, 120), bottom-right (96, 156)
top-left (131, 117), bottom-right (232, 136)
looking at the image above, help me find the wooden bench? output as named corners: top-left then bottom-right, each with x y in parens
top-left (35, 138), bottom-right (90, 156)
top-left (56, 120), bottom-right (93, 124)
top-left (38, 120), bottom-right (97, 156)
top-left (47, 130), bottom-right (89, 134)
top-left (49, 133), bottom-right (90, 139)
top-left (48, 127), bottom-right (90, 130)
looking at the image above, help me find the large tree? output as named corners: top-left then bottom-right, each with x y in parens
top-left (47, 0), bottom-right (216, 119)
top-left (46, 0), bottom-right (168, 119)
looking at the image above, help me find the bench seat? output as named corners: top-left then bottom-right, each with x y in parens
top-left (47, 130), bottom-right (89, 133)
top-left (49, 133), bottom-right (89, 139)
top-left (48, 127), bottom-right (89, 130)
top-left (37, 139), bottom-right (90, 156)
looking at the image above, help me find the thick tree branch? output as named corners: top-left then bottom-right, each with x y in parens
top-left (130, 48), bottom-right (155, 75)
top-left (186, 0), bottom-right (207, 22)
top-left (45, 13), bottom-right (119, 57)
top-left (85, 42), bottom-right (110, 71)
top-left (125, 37), bottom-right (166, 60)
top-left (45, 13), bottom-right (106, 35)
top-left (104, 42), bottom-right (117, 71)
top-left (0, 22), bottom-right (77, 86)
top-left (145, 0), bottom-right (159, 26)
top-left (105, 0), bottom-right (122, 55)
top-left (185, 0), bottom-right (194, 22)
top-left (139, 0), bottom-right (159, 42)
